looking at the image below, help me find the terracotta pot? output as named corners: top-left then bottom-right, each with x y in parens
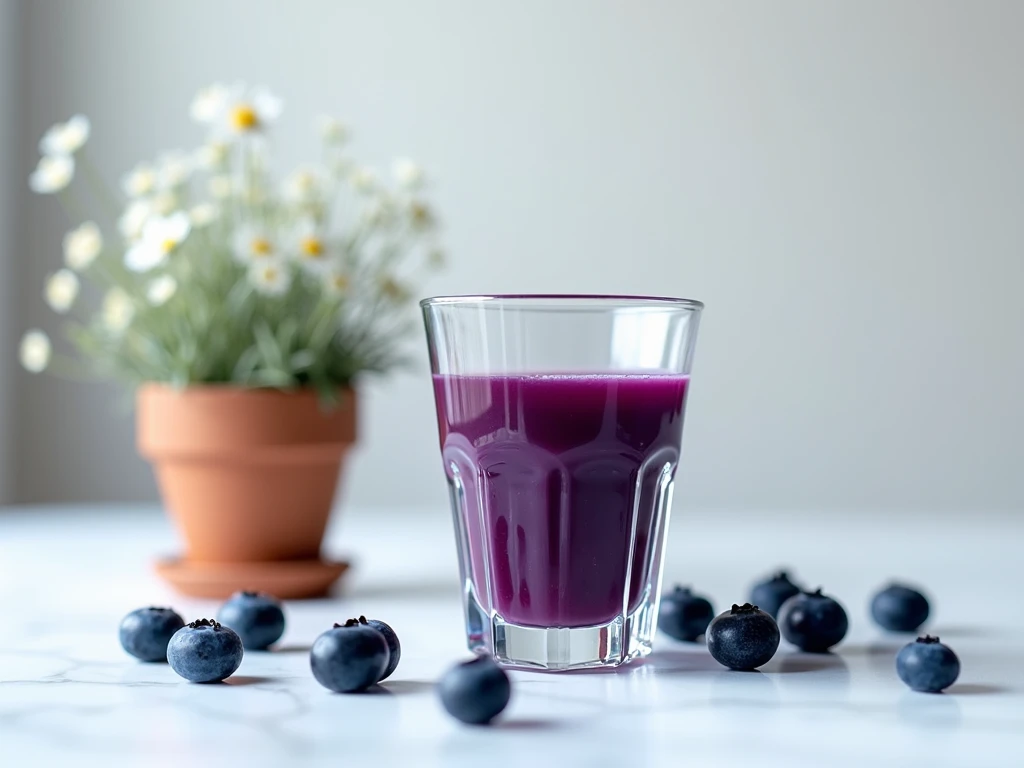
top-left (137, 385), bottom-right (356, 595)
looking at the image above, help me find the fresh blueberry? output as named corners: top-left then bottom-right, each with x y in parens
top-left (167, 619), bottom-right (244, 683)
top-left (750, 570), bottom-right (802, 619)
top-left (437, 656), bottom-right (511, 725)
top-left (896, 635), bottom-right (960, 693)
top-left (705, 603), bottom-right (780, 670)
top-left (119, 606), bottom-right (185, 662)
top-left (216, 591), bottom-right (286, 650)
top-left (361, 617), bottom-right (401, 681)
top-left (871, 583), bottom-right (930, 633)
top-left (658, 585), bottom-right (715, 642)
top-left (778, 588), bottom-right (849, 652)
top-left (310, 619), bottom-right (390, 693)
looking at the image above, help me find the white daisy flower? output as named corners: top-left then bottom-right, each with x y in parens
top-left (157, 151), bottom-right (193, 188)
top-left (233, 177), bottom-right (267, 206)
top-left (427, 247), bottom-right (446, 268)
top-left (290, 220), bottom-right (332, 274)
top-left (391, 157), bottom-right (423, 188)
top-left (101, 287), bottom-right (134, 332)
top-left (317, 116), bottom-right (349, 143)
top-left (194, 141), bottom-right (229, 170)
top-left (29, 155), bottom-right (75, 194)
top-left (328, 155), bottom-right (353, 178)
top-left (407, 199), bottom-right (435, 231)
top-left (283, 167), bottom-right (324, 205)
top-left (44, 269), bottom-right (80, 313)
top-left (323, 269), bottom-right (350, 297)
top-left (350, 167), bottom-right (377, 193)
top-left (150, 191), bottom-right (179, 215)
top-left (232, 225), bottom-right (278, 264)
top-left (146, 274), bottom-right (178, 306)
top-left (360, 194), bottom-right (397, 228)
top-left (190, 83), bottom-right (230, 124)
top-left (19, 330), bottom-right (52, 373)
top-left (188, 203), bottom-right (219, 227)
top-left (214, 84), bottom-right (282, 136)
top-left (122, 162), bottom-right (157, 198)
top-left (379, 276), bottom-right (410, 302)
top-left (248, 261), bottom-right (292, 296)
top-left (118, 199), bottom-right (151, 241)
top-left (208, 175), bottom-right (233, 200)
top-left (39, 115), bottom-right (90, 156)
top-left (62, 221), bottom-right (103, 270)
top-left (124, 212), bottom-right (191, 273)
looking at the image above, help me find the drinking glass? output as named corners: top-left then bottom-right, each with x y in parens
top-left (422, 295), bottom-right (703, 670)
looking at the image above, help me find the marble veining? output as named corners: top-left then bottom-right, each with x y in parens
top-left (1, 505), bottom-right (1021, 767)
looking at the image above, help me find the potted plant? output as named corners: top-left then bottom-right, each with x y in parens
top-left (19, 83), bottom-right (444, 598)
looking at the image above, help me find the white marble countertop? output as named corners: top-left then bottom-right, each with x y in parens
top-left (1, 504), bottom-right (1021, 767)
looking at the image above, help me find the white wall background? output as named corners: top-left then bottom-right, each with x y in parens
top-left (6, 0), bottom-right (1024, 512)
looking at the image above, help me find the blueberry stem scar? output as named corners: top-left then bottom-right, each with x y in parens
top-left (730, 603), bottom-right (760, 614)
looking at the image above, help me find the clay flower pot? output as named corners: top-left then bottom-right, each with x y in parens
top-left (137, 384), bottom-right (356, 599)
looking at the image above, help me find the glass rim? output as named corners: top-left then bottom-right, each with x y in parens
top-left (420, 294), bottom-right (705, 311)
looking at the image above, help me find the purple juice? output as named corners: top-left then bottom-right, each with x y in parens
top-left (433, 373), bottom-right (690, 629)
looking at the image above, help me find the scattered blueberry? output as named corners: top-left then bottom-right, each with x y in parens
top-left (167, 619), bottom-right (244, 683)
top-left (310, 618), bottom-right (390, 693)
top-left (362, 617), bottom-right (401, 681)
top-left (750, 571), bottom-right (802, 619)
top-left (896, 635), bottom-right (960, 693)
top-left (705, 603), bottom-right (780, 670)
top-left (437, 656), bottom-right (511, 725)
top-left (778, 588), bottom-right (849, 652)
top-left (119, 606), bottom-right (185, 662)
top-left (871, 583), bottom-right (930, 633)
top-left (217, 591), bottom-right (286, 650)
top-left (658, 585), bottom-right (715, 642)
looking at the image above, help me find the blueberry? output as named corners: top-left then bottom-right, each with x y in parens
top-left (167, 619), bottom-right (244, 683)
top-left (778, 588), bottom-right (849, 652)
top-left (437, 656), bottom-right (511, 725)
top-left (750, 570), bottom-right (802, 619)
top-left (705, 603), bottom-right (780, 670)
top-left (216, 591), bottom-right (286, 650)
top-left (897, 635), bottom-right (960, 692)
top-left (119, 606), bottom-right (185, 662)
top-left (310, 619), bottom-right (389, 693)
top-left (658, 585), bottom-right (715, 642)
top-left (871, 583), bottom-right (930, 633)
top-left (361, 617), bottom-right (401, 681)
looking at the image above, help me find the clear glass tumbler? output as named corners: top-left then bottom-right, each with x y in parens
top-left (422, 295), bottom-right (703, 670)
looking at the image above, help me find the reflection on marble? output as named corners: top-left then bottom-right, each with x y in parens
top-left (1, 506), bottom-right (1022, 767)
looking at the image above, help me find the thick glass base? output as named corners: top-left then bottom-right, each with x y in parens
top-left (463, 587), bottom-right (658, 671)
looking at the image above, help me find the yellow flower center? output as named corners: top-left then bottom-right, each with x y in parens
top-left (410, 203), bottom-right (430, 224)
top-left (161, 238), bottom-right (178, 254)
top-left (300, 237), bottom-right (324, 258)
top-left (381, 278), bottom-right (404, 299)
top-left (329, 274), bottom-right (349, 292)
top-left (230, 104), bottom-right (259, 131)
top-left (250, 237), bottom-right (273, 257)
top-left (262, 266), bottom-right (279, 282)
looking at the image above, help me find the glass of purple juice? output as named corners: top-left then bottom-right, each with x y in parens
top-left (421, 295), bottom-right (703, 670)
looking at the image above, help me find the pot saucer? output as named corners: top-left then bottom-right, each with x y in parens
top-left (154, 556), bottom-right (351, 599)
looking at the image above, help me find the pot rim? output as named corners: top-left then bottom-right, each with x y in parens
top-left (137, 382), bottom-right (355, 396)
top-left (136, 383), bottom-right (357, 459)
